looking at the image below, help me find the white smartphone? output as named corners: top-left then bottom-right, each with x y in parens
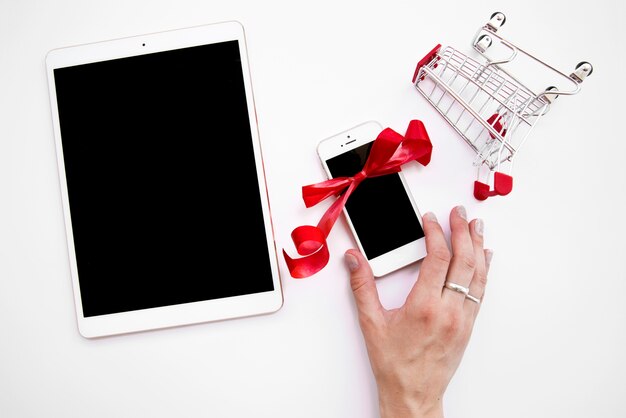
top-left (317, 120), bottom-right (427, 277)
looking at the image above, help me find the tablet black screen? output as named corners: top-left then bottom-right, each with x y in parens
top-left (53, 40), bottom-right (275, 317)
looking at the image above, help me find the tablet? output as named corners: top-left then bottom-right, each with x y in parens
top-left (46, 21), bottom-right (283, 338)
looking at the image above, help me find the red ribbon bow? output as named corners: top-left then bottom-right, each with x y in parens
top-left (283, 120), bottom-right (433, 278)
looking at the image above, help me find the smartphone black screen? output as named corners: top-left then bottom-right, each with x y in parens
top-left (53, 40), bottom-right (275, 317)
top-left (325, 142), bottom-right (425, 259)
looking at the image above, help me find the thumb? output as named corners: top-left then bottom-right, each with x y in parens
top-left (344, 250), bottom-right (385, 322)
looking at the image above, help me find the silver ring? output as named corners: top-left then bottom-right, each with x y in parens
top-left (444, 281), bottom-right (469, 296)
top-left (465, 293), bottom-right (481, 304)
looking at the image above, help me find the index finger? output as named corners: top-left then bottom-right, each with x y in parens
top-left (406, 211), bottom-right (451, 305)
top-left (345, 249), bottom-right (385, 324)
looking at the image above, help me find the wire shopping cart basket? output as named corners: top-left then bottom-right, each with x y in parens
top-left (412, 12), bottom-right (593, 200)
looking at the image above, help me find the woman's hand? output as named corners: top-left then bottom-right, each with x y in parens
top-left (344, 205), bottom-right (493, 418)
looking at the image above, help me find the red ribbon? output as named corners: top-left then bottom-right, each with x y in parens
top-left (283, 120), bottom-right (433, 278)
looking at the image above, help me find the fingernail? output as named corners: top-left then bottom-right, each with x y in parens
top-left (475, 218), bottom-right (484, 236)
top-left (423, 212), bottom-right (438, 222)
top-left (455, 205), bottom-right (467, 220)
top-left (345, 252), bottom-right (360, 272)
top-left (485, 249), bottom-right (494, 268)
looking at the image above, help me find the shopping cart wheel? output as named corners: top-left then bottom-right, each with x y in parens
top-left (487, 113), bottom-right (507, 138)
top-left (575, 61), bottom-right (593, 77)
top-left (474, 181), bottom-right (491, 201)
top-left (488, 12), bottom-right (506, 29)
top-left (544, 86), bottom-right (559, 102)
top-left (493, 172), bottom-right (513, 195)
top-left (473, 172), bottom-right (513, 200)
top-left (476, 35), bottom-right (493, 51)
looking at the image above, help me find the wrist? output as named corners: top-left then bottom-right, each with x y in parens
top-left (378, 391), bottom-right (444, 418)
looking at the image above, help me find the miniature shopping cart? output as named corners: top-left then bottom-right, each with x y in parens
top-left (412, 12), bottom-right (593, 200)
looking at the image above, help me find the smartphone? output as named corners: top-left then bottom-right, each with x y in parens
top-left (317, 120), bottom-right (427, 277)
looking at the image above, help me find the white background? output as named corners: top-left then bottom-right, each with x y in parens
top-left (2, 1), bottom-right (625, 417)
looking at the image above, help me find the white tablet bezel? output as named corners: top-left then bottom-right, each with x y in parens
top-left (46, 21), bottom-right (283, 338)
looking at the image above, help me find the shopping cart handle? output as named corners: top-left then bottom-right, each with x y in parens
top-left (413, 44), bottom-right (441, 83)
top-left (474, 172), bottom-right (513, 200)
